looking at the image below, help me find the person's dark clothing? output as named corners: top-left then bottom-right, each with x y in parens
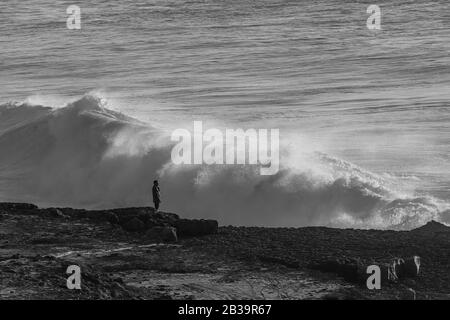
top-left (152, 184), bottom-right (161, 210)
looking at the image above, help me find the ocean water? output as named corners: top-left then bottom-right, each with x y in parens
top-left (1, 0), bottom-right (449, 229)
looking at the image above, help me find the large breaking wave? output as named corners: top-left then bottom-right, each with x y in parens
top-left (0, 95), bottom-right (448, 230)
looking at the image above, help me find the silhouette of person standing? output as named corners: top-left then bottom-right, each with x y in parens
top-left (152, 180), bottom-right (161, 212)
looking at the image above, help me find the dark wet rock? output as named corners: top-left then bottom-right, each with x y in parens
top-left (115, 210), bottom-right (180, 233)
top-left (0, 255), bottom-right (145, 299)
top-left (106, 207), bottom-right (156, 224)
top-left (85, 208), bottom-right (180, 230)
top-left (151, 212), bottom-right (179, 227)
top-left (0, 203), bottom-right (38, 212)
top-left (393, 258), bottom-right (405, 280)
top-left (175, 219), bottom-right (218, 237)
top-left (82, 210), bottom-right (110, 222)
top-left (309, 257), bottom-right (365, 283)
top-left (257, 255), bottom-right (300, 268)
top-left (143, 212), bottom-right (180, 229)
top-left (411, 220), bottom-right (450, 234)
top-left (310, 258), bottom-right (394, 284)
top-left (1, 254), bottom-right (21, 261)
top-left (0, 202), bottom-right (214, 239)
top-left (322, 288), bottom-right (369, 300)
top-left (379, 261), bottom-right (399, 283)
top-left (146, 226), bottom-right (178, 243)
top-left (0, 202), bottom-right (182, 231)
top-left (2, 201), bottom-right (448, 300)
top-left (43, 208), bottom-right (70, 219)
top-left (106, 212), bottom-right (120, 225)
top-left (399, 256), bottom-right (421, 278)
top-left (122, 217), bottom-right (146, 232)
top-left (54, 208), bottom-right (87, 220)
top-left (31, 236), bottom-right (63, 245)
top-left (310, 255), bottom-right (421, 285)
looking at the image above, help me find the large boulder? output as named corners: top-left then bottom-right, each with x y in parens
top-left (71, 208), bottom-right (160, 225)
top-left (308, 258), bottom-right (365, 282)
top-left (399, 256), bottom-right (421, 278)
top-left (112, 209), bottom-right (180, 229)
top-left (378, 256), bottom-right (421, 282)
top-left (0, 203), bottom-right (38, 212)
top-left (381, 256), bottom-right (421, 280)
top-left (380, 260), bottom-right (400, 283)
top-left (109, 208), bottom-right (156, 225)
top-left (175, 219), bottom-right (218, 237)
top-left (83, 210), bottom-right (112, 222)
top-left (309, 255), bottom-right (421, 285)
top-left (146, 226), bottom-right (178, 243)
top-left (148, 212), bottom-right (179, 228)
top-left (121, 217), bottom-right (146, 232)
top-left (0, 203), bottom-right (40, 217)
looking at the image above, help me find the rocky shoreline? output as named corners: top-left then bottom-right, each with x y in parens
top-left (0, 203), bottom-right (449, 300)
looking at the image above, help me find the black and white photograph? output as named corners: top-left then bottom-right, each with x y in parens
top-left (0, 0), bottom-right (449, 307)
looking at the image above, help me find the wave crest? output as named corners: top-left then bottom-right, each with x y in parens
top-left (0, 95), bottom-right (447, 229)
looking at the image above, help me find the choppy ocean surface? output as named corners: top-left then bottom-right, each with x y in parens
top-left (1, 0), bottom-right (449, 229)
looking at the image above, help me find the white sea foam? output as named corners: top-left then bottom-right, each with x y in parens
top-left (0, 94), bottom-right (447, 230)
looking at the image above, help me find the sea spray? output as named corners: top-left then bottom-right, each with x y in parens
top-left (0, 95), bottom-right (447, 230)
top-left (171, 121), bottom-right (279, 175)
